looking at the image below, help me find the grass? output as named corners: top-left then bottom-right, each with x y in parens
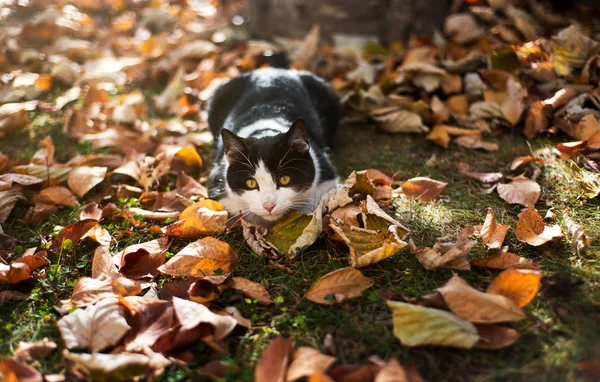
top-left (1, 118), bottom-right (599, 381)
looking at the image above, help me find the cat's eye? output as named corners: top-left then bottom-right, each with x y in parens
top-left (246, 178), bottom-right (258, 189)
top-left (279, 175), bottom-right (291, 185)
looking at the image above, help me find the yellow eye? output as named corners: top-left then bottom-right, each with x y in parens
top-left (246, 178), bottom-right (258, 189)
top-left (279, 175), bottom-right (291, 185)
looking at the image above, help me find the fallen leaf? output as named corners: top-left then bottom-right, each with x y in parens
top-left (0, 290), bottom-right (29, 304)
top-left (14, 339), bottom-right (57, 362)
top-left (550, 25), bottom-right (599, 77)
top-left (500, 78), bottom-right (526, 125)
top-left (286, 347), bottom-right (336, 382)
top-left (0, 358), bottom-right (42, 382)
top-left (510, 156), bottom-right (544, 171)
top-left (171, 297), bottom-right (237, 339)
top-left (0, 252), bottom-right (50, 284)
top-left (564, 213), bottom-right (591, 255)
top-left (453, 136), bottom-right (499, 152)
top-left (291, 25), bottom-right (320, 69)
top-left (0, 174), bottom-right (43, 190)
top-left (374, 359), bottom-right (422, 382)
top-left (437, 274), bottom-right (526, 323)
top-left (264, 211), bottom-right (322, 258)
top-left (255, 337), bottom-right (293, 382)
top-left (478, 209), bottom-right (510, 249)
top-left (175, 200), bottom-right (228, 238)
top-left (304, 267), bottom-right (373, 305)
top-left (67, 166), bottom-right (107, 197)
top-left (387, 300), bottom-right (480, 348)
top-left (444, 13), bottom-right (484, 44)
top-left (457, 163), bottom-right (504, 183)
top-left (58, 297), bottom-right (130, 353)
top-left (524, 102), bottom-right (548, 140)
top-left (496, 175), bottom-right (541, 207)
top-left (51, 219), bottom-right (99, 251)
top-left (61, 276), bottom-right (116, 309)
top-left (471, 250), bottom-right (538, 270)
top-left (116, 237), bottom-right (171, 279)
top-left (158, 237), bottom-right (237, 277)
top-left (231, 277), bottom-right (274, 306)
top-left (36, 186), bottom-right (79, 207)
top-left (371, 109), bottom-right (429, 134)
top-left (474, 325), bottom-right (520, 350)
top-left (515, 206), bottom-right (563, 246)
top-left (398, 177), bottom-right (447, 202)
top-left (415, 227), bottom-right (475, 271)
top-left (63, 351), bottom-right (149, 381)
top-left (487, 268), bottom-right (541, 308)
top-left (426, 125), bottom-right (482, 148)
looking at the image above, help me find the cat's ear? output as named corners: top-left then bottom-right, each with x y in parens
top-left (221, 129), bottom-right (248, 163)
top-left (288, 119), bottom-right (309, 153)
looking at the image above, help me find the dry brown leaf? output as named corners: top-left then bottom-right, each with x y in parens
top-left (374, 359), bottom-right (422, 382)
top-left (437, 274), bottom-right (526, 323)
top-left (474, 325), bottom-right (520, 350)
top-left (398, 177), bottom-right (447, 202)
top-left (255, 337), bottom-right (293, 382)
top-left (51, 219), bottom-right (99, 251)
top-left (304, 267), bottom-right (373, 305)
top-left (0, 174), bottom-right (43, 190)
top-left (36, 186), bottom-right (79, 207)
top-left (0, 252), bottom-right (50, 284)
top-left (487, 268), bottom-right (541, 308)
top-left (0, 290), bottom-right (29, 304)
top-left (0, 358), bottom-right (42, 382)
top-left (116, 237), bottom-right (171, 279)
top-left (67, 166), bottom-right (107, 197)
top-left (176, 171), bottom-right (208, 199)
top-left (444, 13), bottom-right (484, 44)
top-left (457, 163), bottom-right (503, 183)
top-left (371, 109), bottom-right (429, 134)
top-left (510, 156), bottom-right (544, 171)
top-left (14, 338), bottom-right (57, 362)
top-left (415, 228), bottom-right (475, 271)
top-left (426, 125), bottom-right (482, 148)
top-left (564, 213), bottom-right (591, 255)
top-left (158, 237), bottom-right (237, 277)
top-left (31, 136), bottom-right (54, 166)
top-left (58, 297), bottom-right (130, 353)
top-left (471, 250), bottom-right (538, 270)
top-left (231, 277), bottom-right (274, 306)
top-left (515, 206), bottom-right (563, 246)
top-left (61, 276), bottom-right (116, 309)
top-left (291, 25), bottom-right (320, 69)
top-left (500, 78), bottom-right (526, 125)
top-left (496, 175), bottom-right (540, 207)
top-left (447, 95), bottom-right (469, 116)
top-left (453, 136), bottom-right (499, 152)
top-left (478, 209), bottom-right (509, 249)
top-left (286, 347), bottom-right (336, 382)
top-left (524, 101), bottom-right (548, 140)
top-left (171, 297), bottom-right (237, 339)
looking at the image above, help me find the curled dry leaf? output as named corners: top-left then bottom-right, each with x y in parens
top-left (516, 206), bottom-right (563, 246)
top-left (496, 175), bottom-right (540, 207)
top-left (524, 101), bottom-right (548, 140)
top-left (329, 196), bottom-right (409, 267)
top-left (61, 276), bottom-right (116, 309)
top-left (387, 301), bottom-right (480, 349)
top-left (471, 250), bottom-right (538, 270)
top-left (397, 177), bottom-right (447, 202)
top-left (255, 337), bottom-right (293, 382)
top-left (478, 209), bottom-right (509, 249)
top-left (487, 268), bottom-right (541, 308)
top-left (0, 358), bottom-right (42, 382)
top-left (286, 347), bottom-right (336, 382)
top-left (63, 351), bottom-right (149, 382)
top-left (0, 188), bottom-right (23, 223)
top-left (51, 219), bottom-right (99, 251)
top-left (231, 277), bottom-right (274, 306)
top-left (0, 173), bottom-right (43, 190)
top-left (510, 156), bottom-right (544, 171)
top-left (58, 298), bottom-right (131, 353)
top-left (437, 274), bottom-right (526, 323)
top-left (263, 210), bottom-right (322, 259)
top-left (304, 267), bottom-right (373, 305)
top-left (457, 162), bottom-right (504, 183)
top-left (453, 136), bottom-right (499, 152)
top-left (67, 166), bottom-right (107, 197)
top-left (0, 252), bottom-right (50, 284)
top-left (158, 237), bottom-right (237, 277)
top-left (564, 213), bottom-right (591, 255)
top-left (415, 228), bottom-right (475, 271)
top-left (116, 237), bottom-right (171, 279)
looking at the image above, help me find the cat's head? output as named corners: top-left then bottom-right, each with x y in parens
top-left (221, 119), bottom-right (316, 223)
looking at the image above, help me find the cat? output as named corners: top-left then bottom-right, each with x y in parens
top-left (207, 67), bottom-right (341, 226)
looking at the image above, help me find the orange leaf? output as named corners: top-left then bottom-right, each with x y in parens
top-left (478, 209), bottom-right (509, 249)
top-left (286, 347), bottom-right (336, 381)
top-left (231, 277), bottom-right (274, 306)
top-left (116, 237), bottom-right (171, 279)
top-left (177, 200), bottom-right (228, 238)
top-left (158, 237), bottom-right (237, 277)
top-left (487, 268), bottom-right (541, 308)
top-left (304, 267), bottom-right (373, 305)
top-left (36, 186), bottom-right (79, 207)
top-left (474, 325), bottom-right (520, 349)
top-left (0, 357), bottom-right (42, 382)
top-left (398, 177), bottom-right (447, 202)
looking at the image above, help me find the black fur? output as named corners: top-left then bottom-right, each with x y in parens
top-left (207, 68), bottom-right (340, 199)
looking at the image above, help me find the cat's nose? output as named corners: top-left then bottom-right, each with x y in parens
top-left (263, 202), bottom-right (276, 213)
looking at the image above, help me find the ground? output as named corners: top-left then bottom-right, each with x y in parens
top-left (1, 107), bottom-right (599, 381)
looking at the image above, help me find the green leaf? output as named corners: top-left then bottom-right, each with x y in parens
top-left (265, 212), bottom-right (313, 255)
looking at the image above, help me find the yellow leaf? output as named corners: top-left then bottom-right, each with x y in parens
top-left (387, 300), bottom-right (480, 348)
top-left (158, 237), bottom-right (237, 277)
top-left (175, 147), bottom-right (203, 167)
top-left (177, 200), bottom-right (228, 238)
top-left (304, 267), bottom-right (373, 305)
top-left (478, 209), bottom-right (509, 249)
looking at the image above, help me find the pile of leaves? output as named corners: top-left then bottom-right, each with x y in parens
top-left (0, 0), bottom-right (599, 380)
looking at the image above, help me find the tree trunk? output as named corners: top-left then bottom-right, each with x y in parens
top-left (247, 0), bottom-right (451, 43)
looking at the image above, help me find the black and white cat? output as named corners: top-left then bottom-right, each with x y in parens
top-left (207, 68), bottom-right (340, 225)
